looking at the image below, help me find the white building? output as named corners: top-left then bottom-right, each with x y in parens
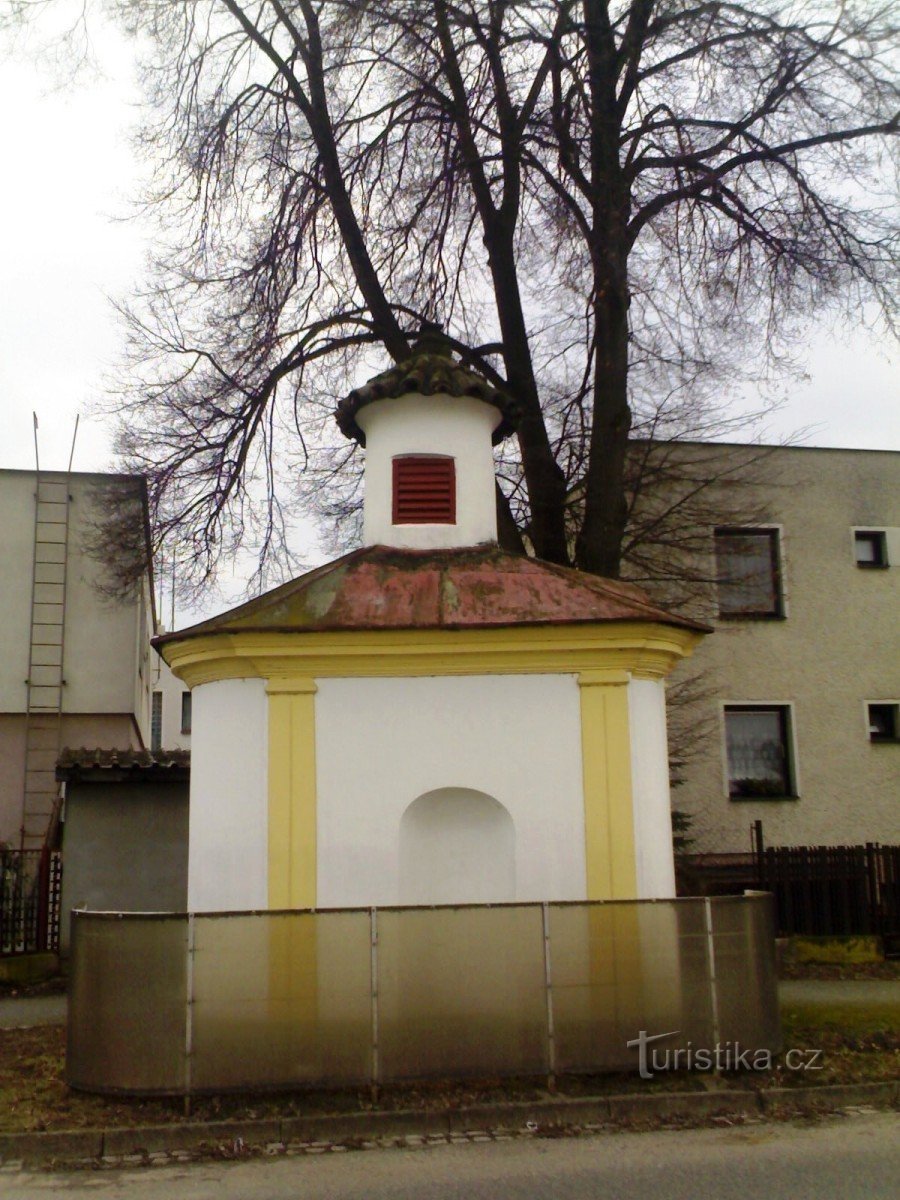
top-left (0, 469), bottom-right (156, 847)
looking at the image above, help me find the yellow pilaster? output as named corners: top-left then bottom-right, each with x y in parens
top-left (266, 678), bottom-right (318, 909)
top-left (578, 670), bottom-right (637, 900)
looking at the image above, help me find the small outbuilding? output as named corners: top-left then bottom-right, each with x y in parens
top-left (56, 748), bottom-right (190, 951)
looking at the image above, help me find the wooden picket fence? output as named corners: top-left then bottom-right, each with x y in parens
top-left (754, 841), bottom-right (900, 949)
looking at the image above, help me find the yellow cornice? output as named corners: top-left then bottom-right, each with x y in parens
top-left (163, 623), bottom-right (703, 688)
top-left (578, 669), bottom-right (631, 687)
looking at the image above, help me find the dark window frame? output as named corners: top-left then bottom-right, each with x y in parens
top-left (724, 704), bottom-right (797, 800)
top-left (392, 455), bottom-right (456, 525)
top-left (867, 703), bottom-right (899, 743)
top-left (181, 691), bottom-right (192, 735)
top-left (714, 527), bottom-right (784, 619)
top-left (854, 530), bottom-right (889, 569)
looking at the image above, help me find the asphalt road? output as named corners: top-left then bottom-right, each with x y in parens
top-left (1, 1111), bottom-right (897, 1199)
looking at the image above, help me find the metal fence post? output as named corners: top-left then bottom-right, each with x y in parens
top-left (370, 907), bottom-right (380, 1103)
top-left (703, 897), bottom-right (721, 1056)
top-left (541, 902), bottom-right (557, 1091)
top-left (865, 842), bottom-right (879, 937)
top-left (36, 847), bottom-right (50, 952)
top-left (184, 913), bottom-right (195, 1114)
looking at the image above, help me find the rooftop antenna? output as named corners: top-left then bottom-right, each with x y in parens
top-left (157, 550), bottom-right (165, 631)
top-left (32, 412), bottom-right (40, 473)
top-left (66, 414), bottom-right (80, 474)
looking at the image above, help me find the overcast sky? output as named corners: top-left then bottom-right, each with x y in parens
top-left (1, 7), bottom-right (897, 555)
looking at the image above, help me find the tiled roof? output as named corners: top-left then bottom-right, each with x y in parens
top-left (57, 748), bottom-right (191, 781)
top-left (155, 544), bottom-right (709, 647)
top-left (335, 352), bottom-right (520, 446)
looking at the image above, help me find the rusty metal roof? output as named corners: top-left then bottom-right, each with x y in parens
top-left (155, 546), bottom-right (709, 648)
top-left (57, 748), bottom-right (191, 782)
top-left (335, 352), bottom-right (520, 446)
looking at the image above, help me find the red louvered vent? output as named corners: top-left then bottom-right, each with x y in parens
top-left (392, 456), bottom-right (456, 525)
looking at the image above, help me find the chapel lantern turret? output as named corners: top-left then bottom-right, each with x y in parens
top-left (335, 328), bottom-right (519, 551)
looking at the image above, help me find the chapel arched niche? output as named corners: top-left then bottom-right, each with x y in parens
top-left (399, 787), bottom-right (515, 905)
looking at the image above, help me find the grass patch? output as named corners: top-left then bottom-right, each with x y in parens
top-left (768, 1004), bottom-right (900, 1088)
top-left (782, 1002), bottom-right (900, 1039)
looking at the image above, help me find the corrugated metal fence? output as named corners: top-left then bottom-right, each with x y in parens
top-left (68, 895), bottom-right (781, 1096)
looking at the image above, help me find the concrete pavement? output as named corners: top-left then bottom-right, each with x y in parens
top-left (0, 994), bottom-right (66, 1029)
top-left (778, 979), bottom-right (899, 1007)
top-left (0, 1110), bottom-right (897, 1199)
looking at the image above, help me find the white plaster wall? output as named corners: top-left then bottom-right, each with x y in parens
top-left (357, 394), bottom-right (500, 549)
top-left (0, 471), bottom-right (146, 716)
top-left (187, 678), bottom-right (268, 911)
top-left (0, 473), bottom-right (35, 713)
top-left (315, 674), bottom-right (586, 907)
top-left (628, 678), bottom-right (677, 898)
top-left (399, 788), bottom-right (516, 904)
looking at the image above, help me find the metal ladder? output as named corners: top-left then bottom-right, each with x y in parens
top-left (20, 472), bottom-right (72, 850)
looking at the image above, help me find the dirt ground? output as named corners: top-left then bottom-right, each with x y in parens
top-left (0, 958), bottom-right (896, 1133)
top-left (0, 1001), bottom-right (897, 1134)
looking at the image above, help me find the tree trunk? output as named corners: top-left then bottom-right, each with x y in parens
top-left (574, 0), bottom-right (633, 578)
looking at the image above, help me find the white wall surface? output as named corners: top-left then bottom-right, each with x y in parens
top-left (628, 678), bottom-right (676, 898)
top-left (0, 473), bottom-right (34, 711)
top-left (315, 674), bottom-right (586, 907)
top-left (399, 787), bottom-right (516, 904)
top-left (187, 677), bottom-right (268, 911)
top-left (357, 394), bottom-right (500, 549)
top-left (0, 471), bottom-right (146, 716)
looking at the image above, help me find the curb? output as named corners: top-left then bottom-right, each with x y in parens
top-left (0, 1081), bottom-right (897, 1167)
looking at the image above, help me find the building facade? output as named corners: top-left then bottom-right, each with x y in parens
top-left (0, 469), bottom-right (156, 847)
top-left (655, 445), bottom-right (899, 854)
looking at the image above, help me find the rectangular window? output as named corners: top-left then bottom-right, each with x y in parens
top-left (181, 692), bottom-right (192, 735)
top-left (868, 703), bottom-right (899, 742)
top-left (392, 456), bottom-right (456, 525)
top-left (714, 528), bottom-right (782, 618)
top-left (854, 530), bottom-right (888, 568)
top-left (724, 705), bottom-right (795, 799)
top-left (150, 691), bottom-right (163, 752)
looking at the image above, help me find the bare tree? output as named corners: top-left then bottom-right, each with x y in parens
top-left (9, 1), bottom-right (898, 589)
